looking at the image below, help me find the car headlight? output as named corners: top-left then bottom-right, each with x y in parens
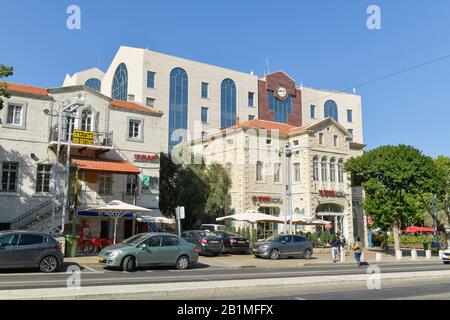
top-left (106, 251), bottom-right (121, 258)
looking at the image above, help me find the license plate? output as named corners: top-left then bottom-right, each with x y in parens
top-left (210, 241), bottom-right (219, 244)
top-left (238, 241), bottom-right (247, 244)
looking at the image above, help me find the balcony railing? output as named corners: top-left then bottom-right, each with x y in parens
top-left (78, 190), bottom-right (137, 207)
top-left (49, 127), bottom-right (113, 148)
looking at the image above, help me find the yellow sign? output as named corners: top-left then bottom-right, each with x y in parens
top-left (72, 130), bottom-right (95, 145)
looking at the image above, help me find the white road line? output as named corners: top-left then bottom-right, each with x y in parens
top-left (82, 266), bottom-right (101, 273)
top-left (295, 297), bottom-right (306, 300)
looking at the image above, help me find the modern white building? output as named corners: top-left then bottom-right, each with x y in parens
top-left (0, 83), bottom-right (163, 242)
top-left (64, 46), bottom-right (260, 153)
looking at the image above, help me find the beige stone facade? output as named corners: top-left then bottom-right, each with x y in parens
top-left (187, 118), bottom-right (365, 243)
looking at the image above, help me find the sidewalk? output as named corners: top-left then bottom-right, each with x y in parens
top-left (65, 249), bottom-right (444, 269)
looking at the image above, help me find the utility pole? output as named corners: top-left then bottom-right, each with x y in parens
top-left (50, 102), bottom-right (64, 235)
top-left (432, 194), bottom-right (439, 245)
top-left (61, 114), bottom-right (74, 235)
top-left (283, 141), bottom-right (293, 235)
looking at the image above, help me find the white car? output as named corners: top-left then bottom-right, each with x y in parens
top-left (442, 249), bottom-right (450, 265)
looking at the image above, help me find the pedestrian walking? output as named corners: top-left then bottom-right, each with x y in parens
top-left (331, 234), bottom-right (343, 263)
top-left (353, 237), bottom-right (363, 266)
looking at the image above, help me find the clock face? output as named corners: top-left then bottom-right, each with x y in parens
top-left (277, 86), bottom-right (287, 98)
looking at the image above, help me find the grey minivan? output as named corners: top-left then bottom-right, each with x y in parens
top-left (251, 235), bottom-right (313, 260)
top-left (0, 231), bottom-right (64, 273)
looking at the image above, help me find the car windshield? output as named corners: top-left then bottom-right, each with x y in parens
top-left (199, 231), bottom-right (218, 238)
top-left (121, 234), bottom-right (149, 245)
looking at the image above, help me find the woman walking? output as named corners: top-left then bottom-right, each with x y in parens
top-left (353, 237), bottom-right (363, 266)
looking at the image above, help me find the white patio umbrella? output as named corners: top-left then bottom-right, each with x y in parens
top-left (80, 200), bottom-right (151, 244)
top-left (137, 209), bottom-right (175, 224)
top-left (216, 210), bottom-right (285, 239)
top-left (290, 216), bottom-right (330, 226)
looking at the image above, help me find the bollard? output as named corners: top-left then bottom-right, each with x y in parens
top-left (340, 248), bottom-right (346, 263)
top-left (376, 253), bottom-right (382, 262)
top-left (396, 250), bottom-right (403, 261)
top-left (426, 250), bottom-right (432, 261)
top-left (411, 249), bottom-right (417, 261)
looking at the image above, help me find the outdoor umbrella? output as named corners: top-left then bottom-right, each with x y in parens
top-left (290, 216), bottom-right (330, 226)
top-left (137, 209), bottom-right (175, 224)
top-left (216, 210), bottom-right (285, 239)
top-left (80, 200), bottom-right (151, 244)
top-left (404, 226), bottom-right (435, 234)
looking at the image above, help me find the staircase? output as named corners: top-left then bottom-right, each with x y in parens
top-left (10, 193), bottom-right (64, 233)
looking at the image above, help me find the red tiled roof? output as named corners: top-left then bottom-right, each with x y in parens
top-left (110, 100), bottom-right (161, 115)
top-left (72, 158), bottom-right (141, 174)
top-left (4, 82), bottom-right (49, 97)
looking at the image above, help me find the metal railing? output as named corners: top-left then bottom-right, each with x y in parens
top-left (49, 127), bottom-right (114, 147)
top-left (78, 190), bottom-right (137, 206)
top-left (10, 193), bottom-right (64, 230)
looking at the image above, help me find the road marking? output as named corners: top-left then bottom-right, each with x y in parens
top-left (82, 266), bottom-right (101, 273)
top-left (295, 297), bottom-right (306, 300)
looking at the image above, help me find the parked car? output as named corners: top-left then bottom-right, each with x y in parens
top-left (0, 231), bottom-right (64, 273)
top-left (98, 233), bottom-right (199, 272)
top-left (181, 230), bottom-right (223, 256)
top-left (442, 249), bottom-right (450, 265)
top-left (199, 224), bottom-right (227, 232)
top-left (251, 235), bottom-right (313, 260)
top-left (216, 231), bottom-right (250, 254)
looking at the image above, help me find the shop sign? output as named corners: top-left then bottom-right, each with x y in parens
top-left (319, 190), bottom-right (346, 198)
top-left (72, 130), bottom-right (95, 145)
top-left (134, 154), bottom-right (160, 163)
top-left (252, 196), bottom-right (283, 204)
top-left (142, 176), bottom-right (159, 188)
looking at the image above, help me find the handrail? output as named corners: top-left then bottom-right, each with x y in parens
top-left (10, 193), bottom-right (64, 227)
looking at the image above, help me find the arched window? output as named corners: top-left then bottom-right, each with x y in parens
top-left (338, 159), bottom-right (345, 183)
top-left (221, 79), bottom-right (237, 128)
top-left (321, 157), bottom-right (328, 182)
top-left (313, 157), bottom-right (319, 181)
top-left (324, 100), bottom-right (338, 122)
top-left (168, 67), bottom-right (189, 151)
top-left (111, 63), bottom-right (128, 101)
top-left (81, 109), bottom-right (93, 132)
top-left (256, 161), bottom-right (263, 181)
top-left (329, 158), bottom-right (336, 183)
top-left (84, 78), bottom-right (101, 92)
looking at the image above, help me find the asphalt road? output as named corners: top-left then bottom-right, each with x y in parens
top-left (0, 261), bottom-right (448, 291)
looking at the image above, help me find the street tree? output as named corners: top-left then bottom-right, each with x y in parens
top-left (346, 145), bottom-right (438, 251)
top-left (204, 163), bottom-right (232, 223)
top-left (0, 64), bottom-right (13, 110)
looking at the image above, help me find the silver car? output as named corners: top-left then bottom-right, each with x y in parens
top-left (0, 231), bottom-right (64, 273)
top-left (251, 235), bottom-right (313, 260)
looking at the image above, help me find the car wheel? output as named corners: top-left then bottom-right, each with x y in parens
top-left (303, 249), bottom-right (313, 260)
top-left (270, 249), bottom-right (280, 260)
top-left (39, 256), bottom-right (59, 273)
top-left (122, 256), bottom-right (136, 272)
top-left (444, 261), bottom-right (450, 265)
top-left (176, 255), bottom-right (190, 270)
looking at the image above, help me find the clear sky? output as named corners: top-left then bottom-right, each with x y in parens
top-left (1, 0), bottom-right (449, 158)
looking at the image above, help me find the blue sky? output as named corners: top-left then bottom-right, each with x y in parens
top-left (1, 0), bottom-right (449, 157)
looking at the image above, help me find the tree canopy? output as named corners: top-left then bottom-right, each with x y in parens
top-left (345, 145), bottom-right (441, 250)
top-left (0, 64), bottom-right (13, 110)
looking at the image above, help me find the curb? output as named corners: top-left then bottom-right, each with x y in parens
top-left (5, 269), bottom-right (450, 300)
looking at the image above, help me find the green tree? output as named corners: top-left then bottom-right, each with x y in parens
top-left (434, 156), bottom-right (450, 246)
top-left (0, 64), bottom-right (13, 110)
top-left (346, 145), bottom-right (438, 251)
top-left (204, 163), bottom-right (231, 222)
top-left (159, 153), bottom-right (181, 218)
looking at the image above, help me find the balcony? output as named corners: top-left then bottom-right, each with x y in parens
top-left (49, 127), bottom-right (114, 151)
top-left (78, 190), bottom-right (137, 208)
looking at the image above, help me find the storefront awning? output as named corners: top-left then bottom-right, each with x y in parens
top-left (72, 157), bottom-right (140, 174)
